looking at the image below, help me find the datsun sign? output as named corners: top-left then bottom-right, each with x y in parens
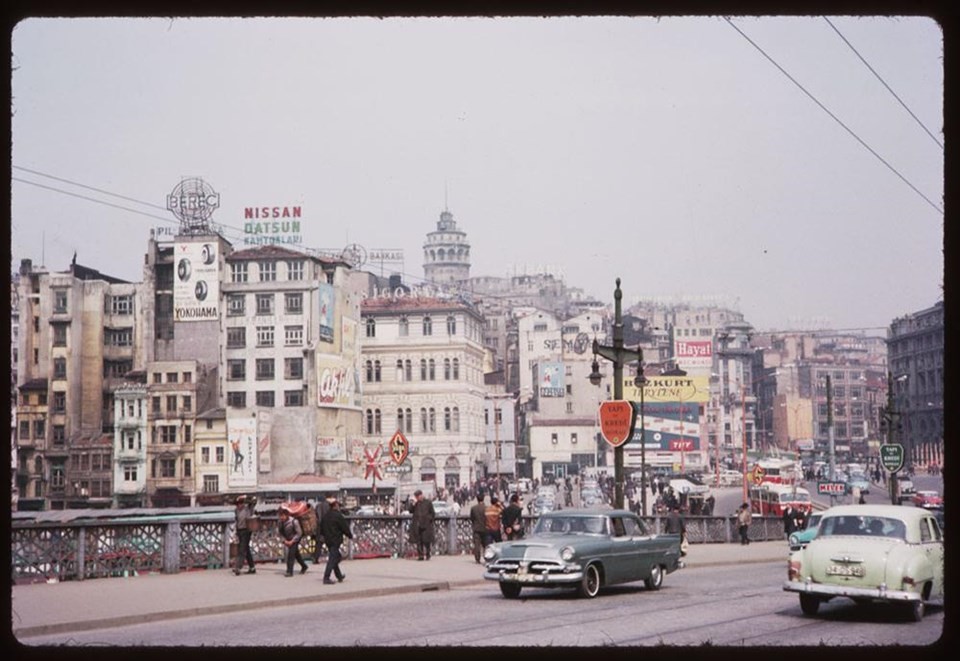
top-left (599, 400), bottom-right (637, 448)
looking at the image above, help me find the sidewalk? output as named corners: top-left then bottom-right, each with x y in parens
top-left (11, 541), bottom-right (787, 639)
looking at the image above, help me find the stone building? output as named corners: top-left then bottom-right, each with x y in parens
top-left (423, 208), bottom-right (470, 286)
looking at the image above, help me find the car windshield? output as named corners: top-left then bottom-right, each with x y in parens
top-left (819, 515), bottom-right (906, 540)
top-left (534, 515), bottom-right (607, 536)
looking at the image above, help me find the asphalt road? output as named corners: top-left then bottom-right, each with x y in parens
top-left (22, 560), bottom-right (943, 647)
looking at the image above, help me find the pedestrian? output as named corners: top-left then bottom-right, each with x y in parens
top-left (233, 495), bottom-right (257, 575)
top-left (469, 493), bottom-right (487, 563)
top-left (502, 493), bottom-right (525, 540)
top-left (795, 507), bottom-right (808, 531)
top-left (704, 494), bottom-right (716, 516)
top-left (737, 503), bottom-right (752, 545)
top-left (278, 506), bottom-right (309, 577)
top-left (313, 494), bottom-right (335, 562)
top-left (782, 505), bottom-right (797, 539)
top-left (665, 504), bottom-right (687, 558)
top-left (319, 498), bottom-right (352, 584)
top-left (484, 495), bottom-right (504, 545)
top-left (408, 489), bottom-right (436, 560)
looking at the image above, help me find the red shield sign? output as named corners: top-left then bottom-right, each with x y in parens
top-left (598, 400), bottom-right (637, 448)
top-left (389, 430), bottom-right (409, 465)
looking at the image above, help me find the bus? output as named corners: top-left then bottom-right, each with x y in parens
top-left (754, 457), bottom-right (801, 486)
top-left (748, 483), bottom-right (812, 516)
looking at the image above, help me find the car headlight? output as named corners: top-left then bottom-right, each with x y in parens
top-left (560, 546), bottom-right (575, 562)
top-left (789, 533), bottom-right (799, 546)
top-left (483, 545), bottom-right (499, 561)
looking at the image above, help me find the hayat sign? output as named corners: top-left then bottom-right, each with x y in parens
top-left (242, 204), bottom-right (303, 245)
top-left (674, 339), bottom-right (713, 372)
top-left (598, 400), bottom-right (637, 448)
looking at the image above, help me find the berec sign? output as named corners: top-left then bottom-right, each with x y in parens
top-left (599, 400), bottom-right (637, 448)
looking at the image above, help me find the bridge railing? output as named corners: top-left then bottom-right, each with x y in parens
top-left (11, 513), bottom-right (785, 583)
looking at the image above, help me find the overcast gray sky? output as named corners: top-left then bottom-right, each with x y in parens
top-left (10, 16), bottom-right (944, 333)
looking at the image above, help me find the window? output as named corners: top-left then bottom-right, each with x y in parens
top-left (153, 372), bottom-right (162, 384)
top-left (423, 316), bottom-right (433, 336)
top-left (444, 358), bottom-right (451, 380)
top-left (216, 446), bottom-right (225, 463)
top-left (402, 407), bottom-right (412, 433)
top-left (53, 324), bottom-right (67, 347)
top-left (166, 372), bottom-right (178, 383)
top-left (183, 372), bottom-right (192, 383)
top-left (227, 327), bottom-right (246, 348)
top-left (404, 360), bottom-right (412, 381)
top-left (285, 292), bottom-right (303, 314)
top-left (566, 401), bottom-right (574, 413)
top-left (420, 359), bottom-right (427, 381)
top-left (283, 357), bottom-right (303, 380)
top-left (228, 294), bottom-right (246, 316)
top-left (166, 395), bottom-right (177, 412)
top-left (365, 409), bottom-right (382, 434)
top-left (551, 432), bottom-right (558, 444)
top-left (80, 454), bottom-right (90, 471)
top-left (152, 396), bottom-right (162, 415)
top-left (256, 326), bottom-right (274, 347)
top-left (228, 359), bottom-right (246, 380)
top-left (182, 395), bottom-right (192, 412)
top-left (534, 323), bottom-right (548, 332)
top-left (284, 390), bottom-right (304, 407)
top-left (398, 408), bottom-right (406, 431)
top-left (374, 360), bottom-right (381, 382)
top-left (124, 465), bottom-right (138, 482)
top-left (285, 325), bottom-right (303, 346)
top-left (256, 358), bottom-right (275, 380)
top-left (365, 360), bottom-right (374, 382)
top-left (53, 391), bottom-right (66, 412)
top-left (256, 391), bottom-right (276, 407)
top-left (428, 359), bottom-right (436, 380)
top-left (399, 316), bottom-right (409, 336)
top-left (446, 315), bottom-right (456, 335)
top-left (452, 407), bottom-right (460, 432)
top-left (53, 357), bottom-right (67, 379)
top-left (227, 392), bottom-right (246, 408)
top-left (256, 294), bottom-right (274, 315)
top-left (571, 433), bottom-right (578, 444)
top-left (106, 328), bottom-right (133, 346)
top-left (287, 260), bottom-right (304, 281)
top-left (53, 425), bottom-right (66, 444)
top-left (420, 408), bottom-right (428, 433)
top-left (366, 318), bottom-right (376, 338)
top-left (33, 419), bottom-right (46, 439)
top-left (54, 289), bottom-right (69, 313)
top-left (428, 408), bottom-right (436, 432)
top-left (258, 261), bottom-right (276, 282)
top-left (396, 359), bottom-right (404, 381)
top-left (39, 391), bottom-right (47, 405)
top-left (160, 425), bottom-right (177, 443)
top-left (160, 458), bottom-right (176, 478)
top-left (183, 457), bottom-right (192, 477)
top-left (201, 447), bottom-right (210, 464)
top-left (203, 475), bottom-right (219, 493)
top-left (453, 358), bottom-right (460, 380)
top-left (104, 360), bottom-right (133, 378)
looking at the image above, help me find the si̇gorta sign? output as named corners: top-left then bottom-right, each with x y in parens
top-left (880, 444), bottom-right (905, 473)
top-left (599, 400), bottom-right (637, 448)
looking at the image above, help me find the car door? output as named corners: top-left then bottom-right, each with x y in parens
top-left (606, 515), bottom-right (639, 583)
top-left (920, 515), bottom-right (945, 599)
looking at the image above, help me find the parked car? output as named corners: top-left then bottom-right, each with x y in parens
top-left (899, 478), bottom-right (916, 501)
top-left (788, 512), bottom-right (823, 552)
top-left (484, 509), bottom-right (682, 599)
top-left (717, 470), bottom-right (743, 487)
top-left (912, 490), bottom-right (943, 509)
top-left (783, 504), bottom-right (944, 621)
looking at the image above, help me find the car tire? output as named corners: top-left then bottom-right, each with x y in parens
top-left (644, 564), bottom-right (663, 590)
top-left (799, 593), bottom-right (820, 616)
top-left (499, 582), bottom-right (522, 599)
top-left (577, 563), bottom-right (601, 599)
top-left (905, 600), bottom-right (924, 622)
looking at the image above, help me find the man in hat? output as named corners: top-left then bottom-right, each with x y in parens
top-left (233, 495), bottom-right (256, 575)
top-left (409, 489), bottom-right (436, 560)
top-left (469, 493), bottom-right (487, 563)
top-left (278, 506), bottom-right (309, 577)
top-left (501, 493), bottom-right (525, 540)
top-left (313, 493), bottom-right (337, 563)
top-left (319, 498), bottom-right (352, 584)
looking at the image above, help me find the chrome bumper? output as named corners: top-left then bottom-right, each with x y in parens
top-left (484, 561), bottom-right (583, 585)
top-left (783, 579), bottom-right (920, 602)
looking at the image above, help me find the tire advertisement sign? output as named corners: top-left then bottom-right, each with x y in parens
top-left (173, 241), bottom-right (220, 322)
top-left (317, 354), bottom-right (362, 409)
top-left (227, 416), bottom-right (258, 488)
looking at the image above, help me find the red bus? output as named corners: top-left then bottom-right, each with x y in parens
top-left (754, 457), bottom-right (800, 486)
top-left (748, 483), bottom-right (812, 516)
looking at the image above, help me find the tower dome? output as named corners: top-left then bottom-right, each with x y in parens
top-left (423, 209), bottom-right (470, 285)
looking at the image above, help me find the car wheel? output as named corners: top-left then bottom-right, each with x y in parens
top-left (905, 600), bottom-right (924, 622)
top-left (644, 564), bottom-right (664, 590)
top-left (577, 563), bottom-right (601, 598)
top-left (499, 582), bottom-right (522, 599)
top-left (799, 593), bottom-right (820, 616)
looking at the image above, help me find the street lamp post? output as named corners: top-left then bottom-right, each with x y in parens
top-left (588, 278), bottom-right (643, 510)
top-left (636, 367), bottom-right (648, 516)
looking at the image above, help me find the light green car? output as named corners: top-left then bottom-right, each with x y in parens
top-left (783, 504), bottom-right (944, 621)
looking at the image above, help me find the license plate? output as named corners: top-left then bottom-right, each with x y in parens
top-left (507, 573), bottom-right (538, 583)
top-left (826, 564), bottom-right (865, 577)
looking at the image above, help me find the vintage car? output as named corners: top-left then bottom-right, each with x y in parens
top-left (483, 509), bottom-right (682, 599)
top-left (844, 471), bottom-right (871, 496)
top-left (898, 478), bottom-right (915, 501)
top-left (912, 490), bottom-right (943, 509)
top-left (783, 504), bottom-right (944, 621)
top-left (788, 512), bottom-right (823, 552)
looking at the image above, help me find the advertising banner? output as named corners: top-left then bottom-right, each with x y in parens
top-left (674, 339), bottom-right (713, 372)
top-left (318, 283), bottom-right (336, 343)
top-left (317, 354), bottom-right (362, 409)
top-left (316, 436), bottom-right (346, 461)
top-left (257, 410), bottom-right (271, 473)
top-left (227, 416), bottom-right (258, 488)
top-left (625, 402), bottom-right (702, 450)
top-left (538, 361), bottom-right (565, 397)
top-left (173, 241), bottom-right (220, 322)
top-left (622, 375), bottom-right (710, 403)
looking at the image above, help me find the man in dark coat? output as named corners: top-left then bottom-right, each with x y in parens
top-left (409, 489), bottom-right (436, 560)
top-left (319, 499), bottom-right (352, 584)
top-left (233, 495), bottom-right (256, 575)
top-left (313, 494), bottom-right (335, 562)
top-left (278, 507), bottom-right (308, 577)
top-left (469, 493), bottom-right (487, 563)
top-left (501, 493), bottom-right (525, 540)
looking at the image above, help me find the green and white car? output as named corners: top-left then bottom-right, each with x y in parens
top-left (784, 504), bottom-right (944, 621)
top-left (484, 509), bottom-right (682, 599)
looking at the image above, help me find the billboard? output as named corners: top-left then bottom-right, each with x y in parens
top-left (318, 283), bottom-right (336, 344)
top-left (317, 354), bottom-right (362, 409)
top-left (242, 205), bottom-right (303, 246)
top-left (257, 410), bottom-right (271, 473)
top-left (674, 339), bottom-right (713, 372)
top-left (173, 241), bottom-right (220, 322)
top-left (624, 401), bottom-right (701, 468)
top-left (316, 436), bottom-right (346, 461)
top-left (227, 416), bottom-right (258, 488)
top-left (538, 361), bottom-right (565, 397)
top-left (621, 375), bottom-right (710, 403)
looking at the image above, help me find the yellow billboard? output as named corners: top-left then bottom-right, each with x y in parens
top-left (621, 375), bottom-right (710, 403)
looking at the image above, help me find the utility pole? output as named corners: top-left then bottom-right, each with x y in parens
top-left (590, 278), bottom-right (643, 510)
top-left (884, 372), bottom-right (900, 505)
top-left (827, 374), bottom-right (836, 507)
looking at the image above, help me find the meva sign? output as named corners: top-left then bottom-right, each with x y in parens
top-left (598, 400), bottom-right (637, 448)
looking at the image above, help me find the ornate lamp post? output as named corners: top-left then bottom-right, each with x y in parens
top-left (587, 278), bottom-right (643, 510)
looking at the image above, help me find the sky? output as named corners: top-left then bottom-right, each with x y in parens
top-left (10, 16), bottom-right (944, 334)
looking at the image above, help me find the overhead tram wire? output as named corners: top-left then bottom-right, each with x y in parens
top-left (723, 17), bottom-right (943, 217)
top-left (823, 17), bottom-right (943, 151)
